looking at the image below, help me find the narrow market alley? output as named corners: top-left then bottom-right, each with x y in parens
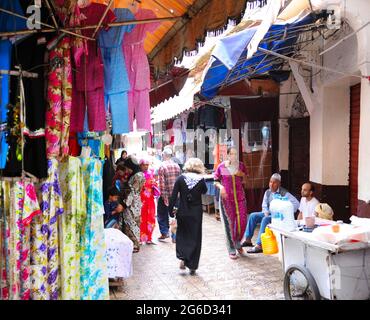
top-left (110, 213), bottom-right (284, 300)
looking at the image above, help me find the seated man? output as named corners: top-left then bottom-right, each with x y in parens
top-left (104, 187), bottom-right (124, 228)
top-left (242, 173), bottom-right (299, 253)
top-left (297, 182), bottom-right (320, 220)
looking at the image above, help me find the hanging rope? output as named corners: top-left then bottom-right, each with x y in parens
top-left (258, 47), bottom-right (370, 81)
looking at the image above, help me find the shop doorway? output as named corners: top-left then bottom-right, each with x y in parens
top-left (349, 83), bottom-right (361, 215)
top-left (230, 97), bottom-right (279, 213)
top-left (288, 117), bottom-right (310, 199)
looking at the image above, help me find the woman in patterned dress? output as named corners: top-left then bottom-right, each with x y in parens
top-left (119, 157), bottom-right (145, 253)
top-left (214, 147), bottom-right (248, 260)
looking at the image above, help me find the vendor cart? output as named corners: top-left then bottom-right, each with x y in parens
top-left (269, 224), bottom-right (370, 300)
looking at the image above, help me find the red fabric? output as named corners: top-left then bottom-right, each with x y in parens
top-left (68, 132), bottom-right (81, 156)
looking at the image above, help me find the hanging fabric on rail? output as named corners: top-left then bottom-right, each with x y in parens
top-left (58, 156), bottom-right (86, 300)
top-left (0, 179), bottom-right (41, 300)
top-left (99, 7), bottom-right (135, 134)
top-left (45, 36), bottom-right (73, 159)
top-left (3, 33), bottom-right (49, 179)
top-left (70, 2), bottom-right (116, 133)
top-left (80, 157), bottom-right (109, 300)
top-left (123, 8), bottom-right (161, 133)
top-left (0, 0), bottom-right (27, 170)
top-left (30, 159), bottom-right (64, 300)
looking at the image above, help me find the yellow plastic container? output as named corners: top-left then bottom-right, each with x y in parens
top-left (261, 227), bottom-right (279, 255)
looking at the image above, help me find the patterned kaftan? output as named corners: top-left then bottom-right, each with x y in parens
top-left (1, 180), bottom-right (41, 300)
top-left (30, 159), bottom-right (64, 300)
top-left (45, 36), bottom-right (73, 159)
top-left (214, 162), bottom-right (248, 246)
top-left (59, 156), bottom-right (86, 300)
top-left (80, 158), bottom-right (109, 300)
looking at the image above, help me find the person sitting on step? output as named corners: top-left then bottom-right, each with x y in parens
top-left (242, 173), bottom-right (299, 253)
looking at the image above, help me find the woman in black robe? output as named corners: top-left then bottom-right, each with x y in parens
top-left (168, 158), bottom-right (208, 275)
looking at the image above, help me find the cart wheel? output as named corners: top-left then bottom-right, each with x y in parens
top-left (284, 264), bottom-right (321, 300)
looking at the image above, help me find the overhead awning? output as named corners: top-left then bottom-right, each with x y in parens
top-left (200, 12), bottom-right (324, 99)
top-left (199, 0), bottom-right (327, 100)
top-left (149, 66), bottom-right (190, 108)
top-left (93, 0), bottom-right (263, 75)
top-left (151, 77), bottom-right (200, 124)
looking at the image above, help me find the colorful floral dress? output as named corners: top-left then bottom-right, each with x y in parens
top-left (121, 172), bottom-right (145, 249)
top-left (30, 159), bottom-right (64, 300)
top-left (59, 156), bottom-right (86, 300)
top-left (1, 180), bottom-right (41, 300)
top-left (140, 170), bottom-right (157, 243)
top-left (80, 158), bottom-right (109, 300)
top-left (45, 36), bottom-right (72, 159)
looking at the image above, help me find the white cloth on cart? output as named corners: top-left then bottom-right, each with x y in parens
top-left (104, 228), bottom-right (134, 279)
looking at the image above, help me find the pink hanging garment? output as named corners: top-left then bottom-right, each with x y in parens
top-left (123, 8), bottom-right (161, 132)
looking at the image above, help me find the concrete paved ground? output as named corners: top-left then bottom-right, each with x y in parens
top-left (110, 212), bottom-right (284, 300)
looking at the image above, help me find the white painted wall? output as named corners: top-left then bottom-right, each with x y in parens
top-left (278, 75), bottom-right (299, 170)
top-left (309, 90), bottom-right (324, 183)
top-left (358, 77), bottom-right (370, 202)
top-left (322, 86), bottom-right (350, 185)
top-left (300, 12), bottom-right (359, 186)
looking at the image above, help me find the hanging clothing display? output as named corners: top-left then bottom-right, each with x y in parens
top-left (3, 34), bottom-right (48, 179)
top-left (0, 179), bottom-right (41, 300)
top-left (0, 40), bottom-right (12, 170)
top-left (80, 157), bottom-right (109, 300)
top-left (0, 0), bottom-right (27, 168)
top-left (58, 157), bottom-right (86, 300)
top-left (103, 156), bottom-right (115, 202)
top-left (77, 132), bottom-right (105, 159)
top-left (195, 105), bottom-right (226, 130)
top-left (30, 159), bottom-right (64, 300)
top-left (70, 3), bottom-right (116, 133)
top-left (123, 9), bottom-right (161, 132)
top-left (172, 118), bottom-right (183, 146)
top-left (45, 36), bottom-right (73, 159)
top-left (99, 8), bottom-right (135, 134)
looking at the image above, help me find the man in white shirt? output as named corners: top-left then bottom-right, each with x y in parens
top-left (297, 182), bottom-right (320, 220)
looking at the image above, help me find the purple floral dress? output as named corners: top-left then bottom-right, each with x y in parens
top-left (30, 159), bottom-right (64, 299)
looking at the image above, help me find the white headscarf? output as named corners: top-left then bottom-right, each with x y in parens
top-left (183, 172), bottom-right (203, 190)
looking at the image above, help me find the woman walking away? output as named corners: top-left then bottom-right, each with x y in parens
top-left (168, 158), bottom-right (208, 275)
top-left (139, 158), bottom-right (159, 245)
top-left (214, 147), bottom-right (248, 260)
top-left (120, 156), bottom-right (145, 253)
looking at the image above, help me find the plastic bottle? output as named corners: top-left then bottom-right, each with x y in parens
top-left (270, 194), bottom-right (296, 231)
top-left (261, 227), bottom-right (279, 255)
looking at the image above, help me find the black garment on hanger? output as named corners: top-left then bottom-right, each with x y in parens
top-left (196, 105), bottom-right (226, 130)
top-left (3, 33), bottom-right (49, 178)
top-left (103, 156), bottom-right (115, 202)
top-left (186, 112), bottom-right (195, 130)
